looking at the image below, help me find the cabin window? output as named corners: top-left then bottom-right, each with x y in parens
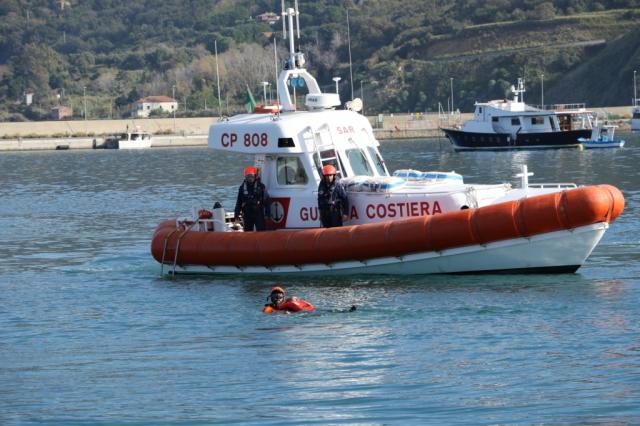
top-left (278, 138), bottom-right (295, 148)
top-left (633, 112), bottom-right (640, 119)
top-left (549, 116), bottom-right (556, 131)
top-left (531, 117), bottom-right (544, 125)
top-left (511, 118), bottom-right (521, 125)
top-left (479, 107), bottom-right (483, 113)
top-left (276, 156), bottom-right (308, 185)
top-left (346, 148), bottom-right (373, 176)
top-left (367, 146), bottom-right (388, 176)
top-left (492, 117), bottom-right (499, 122)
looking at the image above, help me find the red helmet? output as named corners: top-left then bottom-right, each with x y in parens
top-left (322, 165), bottom-right (337, 176)
top-left (244, 166), bottom-right (258, 176)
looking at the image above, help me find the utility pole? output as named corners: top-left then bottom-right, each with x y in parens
top-left (172, 85), bottom-right (176, 132)
top-left (541, 73), bottom-right (544, 108)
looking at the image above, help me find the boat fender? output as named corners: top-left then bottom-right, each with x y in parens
top-left (212, 204), bottom-right (226, 232)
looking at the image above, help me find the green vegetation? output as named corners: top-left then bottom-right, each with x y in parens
top-left (0, 0), bottom-right (639, 120)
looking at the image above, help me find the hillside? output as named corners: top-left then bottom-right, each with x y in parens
top-left (0, 0), bottom-right (639, 120)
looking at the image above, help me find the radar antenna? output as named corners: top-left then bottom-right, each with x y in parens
top-left (294, 0), bottom-right (300, 39)
top-left (281, 0), bottom-right (287, 39)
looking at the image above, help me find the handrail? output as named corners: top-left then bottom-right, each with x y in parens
top-left (160, 219), bottom-right (184, 275)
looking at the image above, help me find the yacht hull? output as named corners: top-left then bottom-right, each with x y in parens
top-left (442, 128), bottom-right (591, 150)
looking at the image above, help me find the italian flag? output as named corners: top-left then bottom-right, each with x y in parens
top-left (245, 87), bottom-right (257, 113)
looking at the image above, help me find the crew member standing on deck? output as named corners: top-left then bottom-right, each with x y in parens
top-left (234, 166), bottom-right (269, 231)
top-left (317, 164), bottom-right (349, 228)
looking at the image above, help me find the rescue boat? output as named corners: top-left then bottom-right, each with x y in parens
top-left (150, 3), bottom-right (624, 276)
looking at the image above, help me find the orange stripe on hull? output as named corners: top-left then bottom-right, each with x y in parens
top-left (151, 185), bottom-right (624, 267)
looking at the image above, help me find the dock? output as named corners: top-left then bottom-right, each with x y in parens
top-left (0, 107), bottom-right (632, 151)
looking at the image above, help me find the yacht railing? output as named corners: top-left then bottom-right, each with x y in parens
top-left (533, 103), bottom-right (587, 112)
top-left (527, 183), bottom-right (577, 189)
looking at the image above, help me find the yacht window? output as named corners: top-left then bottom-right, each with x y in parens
top-left (346, 148), bottom-right (373, 176)
top-left (511, 118), bottom-right (521, 125)
top-left (367, 146), bottom-right (388, 176)
top-left (633, 112), bottom-right (640, 119)
top-left (276, 156), bottom-right (308, 185)
top-left (531, 117), bottom-right (544, 125)
top-left (479, 107), bottom-right (483, 113)
top-left (492, 117), bottom-right (499, 122)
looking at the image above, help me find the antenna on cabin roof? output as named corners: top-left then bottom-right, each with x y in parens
top-left (347, 8), bottom-right (354, 101)
top-left (281, 0), bottom-right (287, 39)
top-left (274, 36), bottom-right (280, 117)
top-left (294, 0), bottom-right (300, 39)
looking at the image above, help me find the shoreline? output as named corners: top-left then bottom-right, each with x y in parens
top-left (0, 107), bottom-right (633, 152)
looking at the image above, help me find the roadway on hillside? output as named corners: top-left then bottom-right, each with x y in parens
top-left (410, 39), bottom-right (606, 64)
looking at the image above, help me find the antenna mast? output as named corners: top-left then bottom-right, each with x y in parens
top-left (294, 0), bottom-right (300, 39)
top-left (281, 0), bottom-right (287, 39)
top-left (347, 8), bottom-right (354, 101)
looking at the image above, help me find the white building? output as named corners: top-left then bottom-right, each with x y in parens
top-left (131, 96), bottom-right (178, 118)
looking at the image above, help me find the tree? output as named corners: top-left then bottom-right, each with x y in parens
top-left (7, 43), bottom-right (67, 101)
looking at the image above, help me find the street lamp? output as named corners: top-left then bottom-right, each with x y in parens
top-left (541, 73), bottom-right (545, 108)
top-left (83, 86), bottom-right (87, 120)
top-left (261, 81), bottom-right (269, 105)
top-left (333, 77), bottom-right (341, 96)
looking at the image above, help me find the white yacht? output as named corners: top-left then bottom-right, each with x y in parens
top-left (442, 79), bottom-right (594, 150)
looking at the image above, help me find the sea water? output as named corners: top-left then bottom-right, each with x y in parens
top-left (1, 135), bottom-right (639, 425)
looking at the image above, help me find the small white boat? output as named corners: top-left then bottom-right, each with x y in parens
top-left (105, 128), bottom-right (153, 149)
top-left (632, 100), bottom-right (640, 132)
top-left (578, 123), bottom-right (625, 149)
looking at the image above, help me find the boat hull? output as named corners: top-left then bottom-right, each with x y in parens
top-left (580, 140), bottom-right (625, 149)
top-left (442, 128), bottom-right (592, 150)
top-left (151, 185), bottom-right (624, 276)
top-left (118, 140), bottom-right (152, 149)
top-left (164, 223), bottom-right (606, 275)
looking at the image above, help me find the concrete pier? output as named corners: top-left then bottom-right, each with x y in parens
top-left (0, 106), bottom-right (633, 152)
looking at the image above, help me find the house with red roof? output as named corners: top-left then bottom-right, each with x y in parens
top-left (132, 96), bottom-right (178, 118)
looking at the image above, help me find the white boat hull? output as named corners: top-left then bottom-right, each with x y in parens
top-left (118, 140), bottom-right (152, 149)
top-left (167, 223), bottom-right (607, 276)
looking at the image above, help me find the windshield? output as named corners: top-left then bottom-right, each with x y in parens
top-left (346, 148), bottom-right (373, 176)
top-left (367, 146), bottom-right (388, 176)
